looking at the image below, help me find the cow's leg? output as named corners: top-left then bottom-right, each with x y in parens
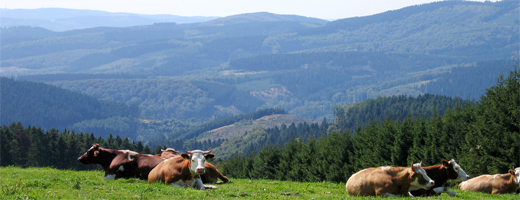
top-left (169, 183), bottom-right (188, 188)
top-left (217, 172), bottom-right (230, 183)
top-left (191, 178), bottom-right (205, 190)
top-left (432, 187), bottom-right (455, 196)
top-left (384, 193), bottom-right (398, 197)
top-left (104, 174), bottom-right (116, 180)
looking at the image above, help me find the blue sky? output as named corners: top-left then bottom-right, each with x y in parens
top-left (2, 0), bottom-right (498, 20)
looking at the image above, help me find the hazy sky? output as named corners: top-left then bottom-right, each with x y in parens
top-left (2, 0), bottom-right (497, 20)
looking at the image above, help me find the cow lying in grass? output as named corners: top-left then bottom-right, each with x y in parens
top-left (78, 144), bottom-right (165, 180)
top-left (410, 159), bottom-right (469, 196)
top-left (459, 167), bottom-right (520, 194)
top-left (346, 162), bottom-right (435, 197)
top-left (158, 147), bottom-right (230, 184)
top-left (148, 150), bottom-right (217, 190)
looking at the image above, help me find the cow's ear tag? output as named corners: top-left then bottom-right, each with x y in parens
top-left (94, 151), bottom-right (99, 157)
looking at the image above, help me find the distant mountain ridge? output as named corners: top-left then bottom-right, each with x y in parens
top-left (0, 8), bottom-right (218, 31)
top-left (200, 12), bottom-right (328, 26)
top-left (1, 0), bottom-right (518, 127)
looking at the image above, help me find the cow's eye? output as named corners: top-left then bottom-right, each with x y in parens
top-left (192, 160), bottom-right (196, 162)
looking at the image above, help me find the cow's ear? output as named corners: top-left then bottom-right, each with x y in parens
top-left (181, 153), bottom-right (190, 159)
top-left (409, 171), bottom-right (416, 179)
top-left (441, 160), bottom-right (450, 168)
top-left (509, 169), bottom-right (515, 175)
top-left (205, 153), bottom-right (215, 159)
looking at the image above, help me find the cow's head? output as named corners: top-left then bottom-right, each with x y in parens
top-left (78, 144), bottom-right (103, 164)
top-left (181, 150), bottom-right (214, 175)
top-left (410, 161), bottom-right (435, 190)
top-left (160, 148), bottom-right (180, 158)
top-left (513, 167), bottom-right (520, 185)
top-left (442, 159), bottom-right (469, 181)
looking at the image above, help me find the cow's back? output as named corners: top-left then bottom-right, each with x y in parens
top-left (346, 167), bottom-right (390, 196)
top-left (459, 173), bottom-right (517, 194)
top-left (459, 175), bottom-right (494, 193)
top-left (148, 156), bottom-right (189, 184)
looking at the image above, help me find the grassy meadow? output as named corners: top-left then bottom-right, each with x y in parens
top-left (0, 166), bottom-right (517, 199)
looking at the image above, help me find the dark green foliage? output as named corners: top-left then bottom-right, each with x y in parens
top-left (459, 67), bottom-right (520, 175)
top-left (0, 123), bottom-right (154, 169)
top-left (331, 94), bottom-right (471, 133)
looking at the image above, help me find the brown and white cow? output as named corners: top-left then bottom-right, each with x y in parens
top-left (155, 148), bottom-right (180, 158)
top-left (410, 159), bottom-right (469, 196)
top-left (458, 167), bottom-right (520, 194)
top-left (157, 147), bottom-right (230, 184)
top-left (78, 144), bottom-right (165, 180)
top-left (345, 162), bottom-right (435, 197)
top-left (148, 150), bottom-right (217, 190)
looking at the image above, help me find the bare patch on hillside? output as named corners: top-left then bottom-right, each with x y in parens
top-left (198, 114), bottom-right (317, 142)
top-left (250, 86), bottom-right (293, 102)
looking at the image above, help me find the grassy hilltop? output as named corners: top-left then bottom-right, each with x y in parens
top-left (1, 167), bottom-right (516, 199)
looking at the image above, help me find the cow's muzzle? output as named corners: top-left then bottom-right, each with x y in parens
top-left (196, 167), bottom-right (205, 174)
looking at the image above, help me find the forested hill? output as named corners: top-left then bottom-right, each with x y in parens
top-left (0, 77), bottom-right (139, 135)
top-left (212, 94), bottom-right (471, 160)
top-left (329, 94), bottom-right (473, 134)
top-left (220, 68), bottom-right (520, 182)
top-left (420, 59), bottom-right (520, 100)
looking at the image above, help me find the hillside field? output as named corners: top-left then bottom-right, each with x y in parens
top-left (0, 167), bottom-right (516, 199)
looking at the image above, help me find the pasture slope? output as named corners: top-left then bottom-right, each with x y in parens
top-left (1, 167), bottom-right (516, 199)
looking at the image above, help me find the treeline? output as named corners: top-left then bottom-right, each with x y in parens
top-left (0, 122), bottom-right (224, 169)
top-left (330, 94), bottom-right (472, 133)
top-left (421, 59), bottom-right (519, 100)
top-left (321, 0), bottom-right (484, 33)
top-left (0, 123), bottom-right (152, 169)
top-left (0, 77), bottom-right (139, 132)
top-left (221, 68), bottom-right (519, 182)
top-left (16, 73), bottom-right (149, 82)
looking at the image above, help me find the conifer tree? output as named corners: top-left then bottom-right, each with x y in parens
top-left (464, 67), bottom-right (519, 174)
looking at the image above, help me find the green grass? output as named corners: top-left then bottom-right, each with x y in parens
top-left (1, 166), bottom-right (517, 199)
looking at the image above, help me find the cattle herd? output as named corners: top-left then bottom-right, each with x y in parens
top-left (78, 144), bottom-right (520, 197)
